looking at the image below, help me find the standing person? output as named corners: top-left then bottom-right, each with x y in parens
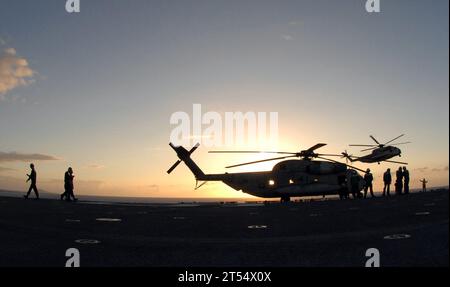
top-left (62, 167), bottom-right (77, 202)
top-left (350, 171), bottom-right (358, 199)
top-left (24, 163), bottom-right (39, 199)
top-left (395, 167), bottom-right (403, 195)
top-left (350, 171), bottom-right (362, 199)
top-left (420, 178), bottom-right (428, 193)
top-left (403, 167), bottom-right (410, 194)
top-left (363, 168), bottom-right (374, 198)
top-left (383, 168), bottom-right (392, 197)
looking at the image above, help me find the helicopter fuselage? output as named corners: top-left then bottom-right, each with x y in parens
top-left (198, 160), bottom-right (364, 199)
top-left (355, 146), bottom-right (401, 163)
top-left (168, 144), bottom-right (365, 200)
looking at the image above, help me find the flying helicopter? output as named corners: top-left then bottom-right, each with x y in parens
top-left (167, 142), bottom-right (366, 202)
top-left (341, 134), bottom-right (410, 165)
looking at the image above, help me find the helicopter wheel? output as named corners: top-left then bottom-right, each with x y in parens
top-left (281, 196), bottom-right (290, 203)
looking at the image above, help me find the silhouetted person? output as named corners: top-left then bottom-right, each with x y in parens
top-left (363, 168), bottom-right (374, 198)
top-left (338, 175), bottom-right (348, 200)
top-left (61, 167), bottom-right (77, 202)
top-left (403, 167), bottom-right (410, 194)
top-left (420, 178), bottom-right (428, 192)
top-left (24, 163), bottom-right (39, 199)
top-left (383, 168), bottom-right (392, 196)
top-left (395, 167), bottom-right (403, 195)
top-left (350, 172), bottom-right (361, 199)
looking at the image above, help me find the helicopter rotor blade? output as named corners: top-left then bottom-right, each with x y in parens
top-left (389, 142), bottom-right (411, 146)
top-left (225, 156), bottom-right (295, 169)
top-left (316, 156), bottom-right (366, 173)
top-left (370, 135), bottom-right (381, 145)
top-left (317, 153), bottom-right (343, 157)
top-left (209, 151), bottom-right (296, 155)
top-left (305, 143), bottom-right (327, 153)
top-left (384, 160), bottom-right (408, 165)
top-left (167, 160), bottom-right (181, 174)
top-left (349, 144), bottom-right (377, 147)
top-left (188, 143), bottom-right (200, 154)
top-left (361, 146), bottom-right (379, 152)
top-left (384, 134), bottom-right (405, 145)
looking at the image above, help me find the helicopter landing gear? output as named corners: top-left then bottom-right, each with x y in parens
top-left (281, 196), bottom-right (291, 203)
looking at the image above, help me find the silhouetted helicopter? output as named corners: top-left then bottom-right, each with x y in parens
top-left (167, 143), bottom-right (366, 202)
top-left (342, 134), bottom-right (410, 165)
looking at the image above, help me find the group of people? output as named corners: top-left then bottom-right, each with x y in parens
top-left (345, 167), bottom-right (429, 199)
top-left (24, 163), bottom-right (78, 202)
top-left (381, 167), bottom-right (411, 196)
top-left (365, 166), bottom-right (428, 198)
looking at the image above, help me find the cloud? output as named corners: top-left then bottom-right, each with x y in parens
top-left (0, 37), bottom-right (5, 46)
top-left (289, 21), bottom-right (302, 26)
top-left (86, 164), bottom-right (105, 169)
top-left (281, 34), bottom-right (294, 41)
top-left (432, 166), bottom-right (449, 172)
top-left (0, 151), bottom-right (59, 163)
top-left (0, 166), bottom-right (15, 173)
top-left (147, 184), bottom-right (159, 192)
top-left (414, 166), bottom-right (449, 173)
top-left (0, 47), bottom-right (35, 97)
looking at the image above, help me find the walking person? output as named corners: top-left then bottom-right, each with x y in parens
top-left (24, 163), bottom-right (39, 199)
top-left (61, 167), bottom-right (77, 202)
top-left (383, 168), bottom-right (392, 197)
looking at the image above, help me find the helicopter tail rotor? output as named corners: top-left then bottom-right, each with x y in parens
top-left (341, 150), bottom-right (351, 164)
top-left (167, 143), bottom-right (204, 179)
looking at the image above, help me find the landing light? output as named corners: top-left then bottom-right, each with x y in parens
top-left (268, 180), bottom-right (275, 186)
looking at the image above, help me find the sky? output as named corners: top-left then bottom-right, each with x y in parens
top-left (0, 0), bottom-right (448, 198)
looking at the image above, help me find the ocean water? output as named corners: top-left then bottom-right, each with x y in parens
top-left (0, 189), bottom-right (262, 204)
top-left (1, 187), bottom-right (447, 205)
